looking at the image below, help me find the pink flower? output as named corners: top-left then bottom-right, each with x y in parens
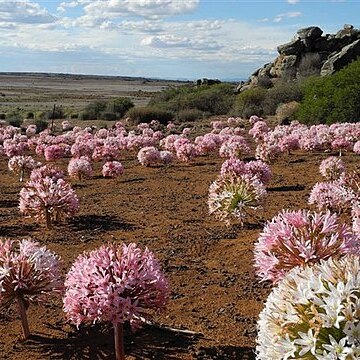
top-left (102, 161), bottom-right (124, 178)
top-left (44, 144), bottom-right (66, 161)
top-left (319, 156), bottom-right (345, 181)
top-left (19, 177), bottom-right (79, 229)
top-left (159, 151), bottom-right (174, 164)
top-left (8, 155), bottom-right (39, 182)
top-left (220, 157), bottom-right (246, 177)
top-left (353, 140), bottom-right (360, 154)
top-left (245, 160), bottom-right (272, 185)
top-left (68, 157), bottom-right (93, 180)
top-left (309, 181), bottom-right (355, 213)
top-left (0, 238), bottom-right (62, 338)
top-left (352, 202), bottom-right (360, 235)
top-left (30, 164), bottom-right (64, 182)
top-left (254, 210), bottom-right (358, 283)
top-left (248, 121), bottom-right (269, 142)
top-left (137, 146), bottom-right (161, 166)
top-left (219, 135), bottom-right (250, 158)
top-left (63, 242), bottom-right (169, 329)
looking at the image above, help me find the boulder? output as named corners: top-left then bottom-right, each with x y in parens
top-left (270, 55), bottom-right (298, 77)
top-left (297, 26), bottom-right (323, 40)
top-left (321, 39), bottom-right (360, 76)
top-left (277, 38), bottom-right (303, 55)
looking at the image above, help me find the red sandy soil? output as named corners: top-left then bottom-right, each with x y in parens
top-left (0, 118), bottom-right (358, 359)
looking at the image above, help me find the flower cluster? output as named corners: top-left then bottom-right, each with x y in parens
top-left (0, 238), bottom-right (63, 308)
top-left (68, 156), bottom-right (93, 180)
top-left (319, 156), bottom-right (345, 181)
top-left (308, 181), bottom-right (355, 213)
top-left (19, 176), bottom-right (79, 229)
top-left (256, 255), bottom-right (360, 359)
top-left (254, 209), bottom-right (358, 283)
top-left (102, 161), bottom-right (124, 178)
top-left (8, 155), bottom-right (39, 182)
top-left (208, 174), bottom-right (266, 226)
top-left (63, 242), bottom-right (169, 329)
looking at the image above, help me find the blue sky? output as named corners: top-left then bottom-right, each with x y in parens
top-left (0, 0), bottom-right (359, 80)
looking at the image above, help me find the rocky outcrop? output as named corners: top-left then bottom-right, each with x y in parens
top-left (237, 24), bottom-right (360, 92)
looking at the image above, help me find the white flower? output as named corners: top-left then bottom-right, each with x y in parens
top-left (256, 256), bottom-right (360, 359)
top-left (295, 329), bottom-right (317, 356)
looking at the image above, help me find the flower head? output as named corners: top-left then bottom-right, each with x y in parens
top-left (256, 256), bottom-right (360, 359)
top-left (208, 174), bottom-right (266, 226)
top-left (63, 243), bottom-right (169, 329)
top-left (0, 238), bottom-right (62, 309)
top-left (254, 209), bottom-right (358, 283)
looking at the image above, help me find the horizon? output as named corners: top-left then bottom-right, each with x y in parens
top-left (0, 1), bottom-right (359, 80)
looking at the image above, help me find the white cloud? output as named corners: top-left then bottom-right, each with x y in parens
top-left (287, 0), bottom-right (300, 4)
top-left (141, 34), bottom-right (221, 50)
top-left (274, 11), bottom-right (302, 23)
top-left (58, 0), bottom-right (199, 20)
top-left (0, 0), bottom-right (56, 25)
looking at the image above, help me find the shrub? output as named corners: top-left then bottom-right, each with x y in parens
top-left (108, 97), bottom-right (134, 118)
top-left (262, 81), bottom-right (302, 115)
top-left (233, 87), bottom-right (267, 118)
top-left (126, 106), bottom-right (174, 125)
top-left (99, 111), bottom-right (117, 121)
top-left (297, 58), bottom-right (360, 124)
top-left (84, 100), bottom-right (107, 120)
top-left (150, 83), bottom-right (236, 116)
top-left (35, 119), bottom-right (48, 132)
top-left (8, 118), bottom-right (23, 128)
top-left (275, 101), bottom-right (300, 123)
top-left (176, 108), bottom-right (203, 122)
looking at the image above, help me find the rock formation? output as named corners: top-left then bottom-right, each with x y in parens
top-left (237, 24), bottom-right (360, 92)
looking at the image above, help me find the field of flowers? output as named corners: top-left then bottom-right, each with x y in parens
top-left (0, 116), bottom-right (359, 359)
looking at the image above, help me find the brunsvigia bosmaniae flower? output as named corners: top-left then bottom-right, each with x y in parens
top-left (256, 255), bottom-right (360, 359)
top-left (19, 176), bottom-right (79, 229)
top-left (319, 156), bottom-right (345, 181)
top-left (0, 238), bottom-right (63, 339)
top-left (308, 181), bottom-right (355, 213)
top-left (254, 209), bottom-right (358, 283)
top-left (63, 242), bottom-right (169, 360)
top-left (8, 155), bottom-right (39, 182)
top-left (208, 173), bottom-right (266, 226)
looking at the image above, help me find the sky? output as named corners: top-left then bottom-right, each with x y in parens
top-left (0, 0), bottom-right (359, 80)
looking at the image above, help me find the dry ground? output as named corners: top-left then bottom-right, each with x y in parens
top-left (0, 73), bottom-right (188, 114)
top-left (0, 118), bottom-right (358, 359)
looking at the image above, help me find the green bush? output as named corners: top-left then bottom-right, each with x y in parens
top-left (297, 59), bottom-right (360, 124)
top-left (149, 83), bottom-right (236, 116)
top-left (6, 110), bottom-right (22, 127)
top-left (84, 100), bottom-right (107, 120)
top-left (233, 87), bottom-right (267, 118)
top-left (126, 106), bottom-right (174, 125)
top-left (35, 119), bottom-right (48, 132)
top-left (107, 97), bottom-right (134, 118)
top-left (176, 108), bottom-right (204, 122)
top-left (99, 112), bottom-right (117, 121)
